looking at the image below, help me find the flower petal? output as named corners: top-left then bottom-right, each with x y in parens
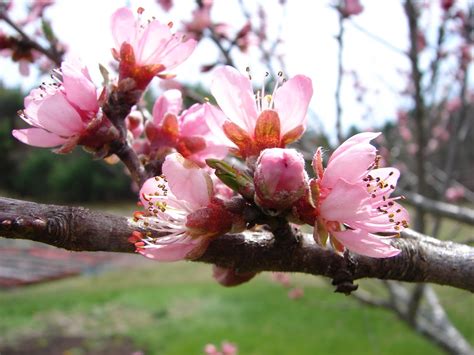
top-left (332, 229), bottom-right (401, 258)
top-left (328, 132), bottom-right (380, 164)
top-left (274, 75), bottom-right (313, 135)
top-left (159, 37), bottom-right (197, 70)
top-left (139, 235), bottom-right (203, 261)
top-left (25, 93), bottom-right (84, 136)
top-left (204, 103), bottom-right (235, 147)
top-left (320, 179), bottom-right (371, 222)
top-left (152, 89), bottom-right (183, 125)
top-left (163, 153), bottom-right (213, 208)
top-left (352, 202), bottom-right (409, 234)
top-left (61, 59), bottom-right (98, 113)
top-left (12, 128), bottom-right (68, 147)
top-left (110, 7), bottom-right (135, 49)
top-left (322, 138), bottom-right (377, 187)
top-left (211, 66), bottom-right (258, 133)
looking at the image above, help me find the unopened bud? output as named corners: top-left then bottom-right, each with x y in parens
top-left (254, 148), bottom-right (308, 210)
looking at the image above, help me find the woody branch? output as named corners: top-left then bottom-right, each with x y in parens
top-left (0, 196), bottom-right (473, 293)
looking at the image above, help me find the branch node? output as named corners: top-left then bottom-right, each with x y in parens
top-left (332, 251), bottom-right (358, 295)
top-left (1, 218), bottom-right (12, 230)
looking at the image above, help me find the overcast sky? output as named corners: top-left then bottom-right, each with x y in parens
top-left (1, 0), bottom-right (471, 142)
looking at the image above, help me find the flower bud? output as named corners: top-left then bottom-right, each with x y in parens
top-left (254, 148), bottom-right (308, 210)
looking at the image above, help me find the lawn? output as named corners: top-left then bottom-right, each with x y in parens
top-left (1, 259), bottom-right (473, 354)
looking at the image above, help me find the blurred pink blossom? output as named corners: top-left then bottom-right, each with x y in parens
top-left (212, 266), bottom-right (256, 287)
top-left (445, 186), bottom-right (465, 202)
top-left (271, 272), bottom-right (291, 287)
top-left (204, 341), bottom-right (238, 355)
top-left (18, 0), bottom-right (54, 26)
top-left (126, 110), bottom-right (144, 139)
top-left (339, 0), bottom-right (364, 17)
top-left (288, 287), bottom-right (304, 299)
top-left (183, 3), bottom-right (212, 40)
top-left (156, 0), bottom-right (173, 12)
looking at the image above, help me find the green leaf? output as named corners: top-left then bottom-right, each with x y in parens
top-left (206, 159), bottom-right (255, 199)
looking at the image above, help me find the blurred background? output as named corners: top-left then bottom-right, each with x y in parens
top-left (0, 0), bottom-right (473, 354)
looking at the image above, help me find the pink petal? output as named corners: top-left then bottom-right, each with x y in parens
top-left (353, 202), bottom-right (409, 234)
top-left (332, 229), bottom-right (401, 258)
top-left (25, 93), bottom-right (84, 136)
top-left (110, 7), bottom-right (135, 49)
top-left (328, 132), bottom-right (380, 164)
top-left (135, 20), bottom-right (171, 64)
top-left (61, 59), bottom-right (99, 112)
top-left (162, 153), bottom-right (213, 208)
top-left (178, 104), bottom-right (229, 161)
top-left (320, 179), bottom-right (371, 222)
top-left (18, 59), bottom-right (30, 76)
top-left (138, 236), bottom-right (202, 262)
top-left (159, 37), bottom-right (197, 70)
top-left (210, 66), bottom-right (258, 133)
top-left (190, 142), bottom-right (229, 163)
top-left (322, 139), bottom-right (377, 187)
top-left (212, 265), bottom-right (257, 287)
top-left (204, 103), bottom-right (235, 147)
top-left (152, 89), bottom-right (183, 125)
top-left (12, 128), bottom-right (68, 147)
top-left (178, 103), bottom-right (208, 136)
top-left (274, 75), bottom-right (313, 135)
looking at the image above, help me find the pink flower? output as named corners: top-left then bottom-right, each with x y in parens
top-left (12, 58), bottom-right (112, 153)
top-left (111, 7), bottom-right (197, 89)
top-left (134, 153), bottom-right (235, 261)
top-left (288, 287), bottom-right (304, 299)
top-left (145, 89), bottom-right (228, 165)
top-left (271, 272), bottom-right (291, 287)
top-left (212, 265), bottom-right (256, 287)
top-left (156, 0), bottom-right (173, 12)
top-left (221, 342), bottom-right (238, 355)
top-left (209, 66), bottom-right (313, 158)
top-left (254, 148), bottom-right (308, 210)
top-left (204, 342), bottom-right (237, 355)
top-left (126, 110), bottom-right (144, 139)
top-left (183, 3), bottom-right (212, 40)
top-left (445, 186), bottom-right (465, 202)
top-left (339, 0), bottom-right (364, 17)
top-left (311, 132), bottom-right (409, 258)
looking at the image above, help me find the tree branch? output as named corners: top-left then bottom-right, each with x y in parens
top-left (0, 197), bottom-right (473, 292)
top-left (402, 190), bottom-right (474, 225)
top-left (0, 9), bottom-right (63, 66)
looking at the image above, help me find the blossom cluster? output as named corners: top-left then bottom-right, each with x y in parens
top-left (11, 6), bottom-right (409, 280)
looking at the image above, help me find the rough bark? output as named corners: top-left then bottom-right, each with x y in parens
top-left (1, 197), bottom-right (473, 292)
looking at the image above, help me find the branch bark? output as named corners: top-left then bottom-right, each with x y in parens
top-left (1, 196), bottom-right (473, 292)
top-left (402, 190), bottom-right (474, 225)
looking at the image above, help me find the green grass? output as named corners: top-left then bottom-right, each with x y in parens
top-left (1, 261), bottom-right (472, 354)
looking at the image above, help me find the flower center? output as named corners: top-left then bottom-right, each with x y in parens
top-left (246, 68), bottom-right (286, 113)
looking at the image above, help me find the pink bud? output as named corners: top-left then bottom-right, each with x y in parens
top-left (254, 148), bottom-right (308, 210)
top-left (212, 266), bottom-right (256, 287)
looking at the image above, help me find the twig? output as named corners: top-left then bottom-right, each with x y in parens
top-left (401, 190), bottom-right (474, 225)
top-left (0, 10), bottom-right (63, 66)
top-left (349, 20), bottom-right (407, 56)
top-left (335, 12), bottom-right (344, 144)
top-left (404, 0), bottom-right (427, 233)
